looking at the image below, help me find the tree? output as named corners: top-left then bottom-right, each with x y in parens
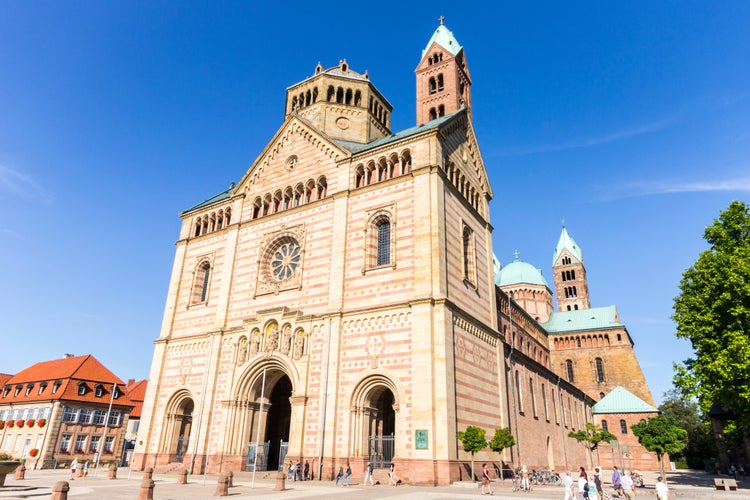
top-left (489, 427), bottom-right (515, 477)
top-left (632, 415), bottom-right (688, 479)
top-left (672, 200), bottom-right (750, 427)
top-left (458, 425), bottom-right (487, 481)
top-left (568, 422), bottom-right (617, 467)
top-left (659, 390), bottom-right (716, 469)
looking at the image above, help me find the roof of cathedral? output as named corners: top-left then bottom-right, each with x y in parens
top-left (552, 226), bottom-right (584, 266)
top-left (422, 20), bottom-right (463, 57)
top-left (495, 255), bottom-right (549, 287)
top-left (182, 185), bottom-right (233, 214)
top-left (335, 108), bottom-right (464, 154)
top-left (593, 386), bottom-right (658, 414)
top-left (541, 305), bottom-right (621, 332)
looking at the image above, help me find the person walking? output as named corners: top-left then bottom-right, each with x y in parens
top-left (304, 460), bottom-right (310, 480)
top-left (593, 467), bottom-right (604, 498)
top-left (69, 458), bottom-right (78, 480)
top-left (334, 466), bottom-right (344, 486)
top-left (82, 461), bottom-right (89, 480)
top-left (577, 467), bottom-right (588, 500)
top-left (587, 474), bottom-right (600, 500)
top-left (364, 462), bottom-right (374, 485)
top-left (612, 466), bottom-right (622, 497)
top-left (620, 470), bottom-right (636, 500)
top-left (655, 476), bottom-right (672, 500)
top-left (563, 471), bottom-right (576, 500)
top-left (520, 465), bottom-right (530, 491)
top-left (481, 463), bottom-right (493, 495)
top-left (343, 463), bottom-right (352, 486)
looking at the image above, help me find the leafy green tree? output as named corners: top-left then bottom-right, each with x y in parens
top-left (632, 415), bottom-right (688, 479)
top-left (489, 427), bottom-right (515, 454)
top-left (672, 200), bottom-right (750, 427)
top-left (458, 425), bottom-right (487, 481)
top-left (659, 390), bottom-right (716, 469)
top-left (568, 422), bottom-right (617, 467)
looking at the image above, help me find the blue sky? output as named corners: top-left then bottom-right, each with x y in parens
top-left (1, 2), bottom-right (748, 405)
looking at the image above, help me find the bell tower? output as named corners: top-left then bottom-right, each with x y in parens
top-left (415, 18), bottom-right (472, 125)
top-left (552, 227), bottom-right (591, 311)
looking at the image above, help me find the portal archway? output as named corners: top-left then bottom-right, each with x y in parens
top-left (265, 375), bottom-right (292, 470)
top-left (163, 391), bottom-right (194, 464)
top-left (350, 375), bottom-right (399, 468)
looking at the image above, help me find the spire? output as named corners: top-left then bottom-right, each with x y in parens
top-left (552, 226), bottom-right (583, 267)
top-left (415, 20), bottom-right (472, 125)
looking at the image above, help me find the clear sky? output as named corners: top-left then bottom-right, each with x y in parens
top-left (1, 2), bottom-right (748, 405)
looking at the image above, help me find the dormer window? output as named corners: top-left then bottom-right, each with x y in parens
top-left (113, 386), bottom-right (120, 399)
top-left (2, 387), bottom-right (9, 398)
top-left (95, 384), bottom-right (104, 398)
top-left (38, 381), bottom-right (48, 395)
top-left (51, 380), bottom-right (62, 394)
top-left (14, 385), bottom-right (22, 397)
top-left (77, 382), bottom-right (87, 396)
top-left (25, 383), bottom-right (34, 396)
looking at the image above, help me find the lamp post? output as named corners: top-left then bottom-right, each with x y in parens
top-left (507, 291), bottom-right (521, 468)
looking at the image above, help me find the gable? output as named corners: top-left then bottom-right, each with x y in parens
top-left (439, 113), bottom-right (492, 200)
top-left (234, 114), bottom-right (351, 199)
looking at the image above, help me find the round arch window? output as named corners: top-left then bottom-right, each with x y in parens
top-left (269, 239), bottom-right (301, 282)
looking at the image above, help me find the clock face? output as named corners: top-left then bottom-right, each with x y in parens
top-left (336, 117), bottom-right (350, 130)
top-left (270, 241), bottom-right (301, 282)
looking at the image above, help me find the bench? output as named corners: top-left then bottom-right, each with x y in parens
top-left (714, 478), bottom-right (738, 491)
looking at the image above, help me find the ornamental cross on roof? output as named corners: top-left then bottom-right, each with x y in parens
top-left (439, 15), bottom-right (445, 25)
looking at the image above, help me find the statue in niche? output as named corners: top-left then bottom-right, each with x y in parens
top-left (293, 333), bottom-right (304, 359)
top-left (250, 330), bottom-right (261, 355)
top-left (282, 325), bottom-right (292, 355)
top-left (265, 325), bottom-right (279, 353)
top-left (237, 338), bottom-right (248, 365)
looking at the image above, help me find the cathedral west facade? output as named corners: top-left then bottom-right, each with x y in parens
top-left (133, 21), bottom-right (657, 484)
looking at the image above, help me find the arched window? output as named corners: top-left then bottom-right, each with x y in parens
top-left (462, 225), bottom-right (476, 284)
top-left (193, 261), bottom-right (211, 304)
top-left (515, 370), bottom-right (523, 413)
top-left (438, 104), bottom-right (445, 117)
top-left (620, 419), bottom-right (628, 434)
top-left (429, 108), bottom-right (437, 120)
top-left (601, 419), bottom-right (608, 432)
top-left (376, 219), bottom-right (391, 266)
top-left (437, 74), bottom-right (444, 91)
top-left (566, 360), bottom-right (575, 382)
top-left (429, 77), bottom-right (436, 94)
top-left (595, 358), bottom-right (605, 382)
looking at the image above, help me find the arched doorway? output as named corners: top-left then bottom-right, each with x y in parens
top-left (350, 376), bottom-right (398, 469)
top-left (174, 398), bottom-right (194, 462)
top-left (265, 375), bottom-right (292, 471)
top-left (369, 387), bottom-right (396, 467)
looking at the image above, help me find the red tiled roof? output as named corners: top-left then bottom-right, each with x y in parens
top-left (1, 354), bottom-right (134, 409)
top-left (125, 379), bottom-right (148, 418)
top-left (0, 374), bottom-right (12, 387)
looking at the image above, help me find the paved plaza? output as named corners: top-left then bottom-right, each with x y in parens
top-left (0, 468), bottom-right (747, 499)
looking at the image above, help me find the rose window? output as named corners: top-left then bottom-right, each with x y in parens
top-left (270, 241), bottom-right (301, 281)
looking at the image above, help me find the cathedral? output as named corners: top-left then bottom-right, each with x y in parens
top-left (133, 21), bottom-right (658, 485)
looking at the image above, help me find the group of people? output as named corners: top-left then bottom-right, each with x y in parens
top-left (286, 459), bottom-right (310, 481)
top-left (333, 462), bottom-right (398, 486)
top-left (68, 458), bottom-right (89, 480)
top-left (565, 466), bottom-right (671, 500)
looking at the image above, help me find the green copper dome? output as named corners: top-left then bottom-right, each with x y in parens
top-left (496, 255), bottom-right (549, 288)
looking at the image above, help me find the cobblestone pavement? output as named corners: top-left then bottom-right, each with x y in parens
top-left (0, 468), bottom-right (747, 499)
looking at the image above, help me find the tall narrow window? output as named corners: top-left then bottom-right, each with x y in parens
top-left (515, 370), bottom-right (523, 413)
top-left (601, 419), bottom-right (608, 432)
top-left (620, 419), bottom-right (628, 434)
top-left (595, 358), bottom-right (605, 382)
top-left (566, 360), bottom-right (575, 382)
top-left (376, 219), bottom-right (391, 266)
top-left (530, 378), bottom-right (537, 418)
top-left (195, 262), bottom-right (211, 304)
top-left (462, 225), bottom-right (476, 284)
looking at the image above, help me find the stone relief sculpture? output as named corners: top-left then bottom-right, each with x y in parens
top-left (265, 324), bottom-right (279, 353)
top-left (250, 329), bottom-right (261, 355)
top-left (293, 332), bottom-right (304, 360)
